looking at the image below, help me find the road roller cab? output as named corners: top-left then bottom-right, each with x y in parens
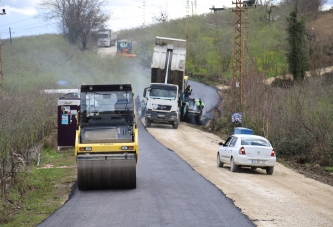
top-left (75, 84), bottom-right (139, 190)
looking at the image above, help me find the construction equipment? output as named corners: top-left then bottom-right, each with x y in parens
top-left (143, 36), bottom-right (186, 129)
top-left (74, 84), bottom-right (139, 190)
top-left (116, 40), bottom-right (137, 57)
top-left (182, 97), bottom-right (203, 123)
top-left (97, 29), bottom-right (117, 47)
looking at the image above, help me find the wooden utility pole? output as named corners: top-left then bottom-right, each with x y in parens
top-left (9, 27), bottom-right (12, 45)
top-left (0, 38), bottom-right (3, 92)
top-left (0, 8), bottom-right (6, 92)
top-left (232, 0), bottom-right (245, 113)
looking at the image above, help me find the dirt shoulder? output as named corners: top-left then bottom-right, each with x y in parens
top-left (143, 121), bottom-right (333, 227)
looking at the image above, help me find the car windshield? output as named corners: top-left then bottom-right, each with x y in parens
top-left (150, 88), bottom-right (177, 100)
top-left (241, 137), bottom-right (271, 146)
top-left (81, 91), bottom-right (133, 114)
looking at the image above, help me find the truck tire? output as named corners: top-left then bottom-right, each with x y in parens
top-left (172, 120), bottom-right (179, 129)
top-left (145, 118), bottom-right (151, 127)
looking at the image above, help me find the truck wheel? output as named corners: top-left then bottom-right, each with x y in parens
top-left (145, 118), bottom-right (151, 127)
top-left (172, 120), bottom-right (179, 129)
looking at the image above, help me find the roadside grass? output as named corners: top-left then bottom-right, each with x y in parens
top-left (0, 148), bottom-right (76, 227)
top-left (325, 167), bottom-right (333, 172)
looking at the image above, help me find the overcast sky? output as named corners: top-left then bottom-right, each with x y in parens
top-left (0, 0), bottom-right (332, 39)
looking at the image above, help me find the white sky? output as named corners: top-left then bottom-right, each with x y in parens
top-left (0, 0), bottom-right (332, 39)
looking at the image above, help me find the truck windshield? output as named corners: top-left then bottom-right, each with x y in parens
top-left (98, 34), bottom-right (109, 38)
top-left (150, 88), bottom-right (176, 100)
top-left (81, 91), bottom-right (133, 114)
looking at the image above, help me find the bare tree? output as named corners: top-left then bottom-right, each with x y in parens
top-left (152, 11), bottom-right (168, 23)
top-left (39, 0), bottom-right (110, 50)
top-left (264, 0), bottom-right (276, 24)
top-left (282, 0), bottom-right (328, 19)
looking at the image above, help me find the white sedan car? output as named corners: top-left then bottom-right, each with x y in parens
top-left (217, 134), bottom-right (276, 174)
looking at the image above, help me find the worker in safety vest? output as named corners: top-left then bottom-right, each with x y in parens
top-left (185, 84), bottom-right (192, 97)
top-left (195, 98), bottom-right (204, 110)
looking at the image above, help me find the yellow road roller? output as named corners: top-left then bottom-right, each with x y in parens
top-left (75, 84), bottom-right (139, 190)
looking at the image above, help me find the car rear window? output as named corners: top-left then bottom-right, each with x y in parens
top-left (241, 138), bottom-right (270, 147)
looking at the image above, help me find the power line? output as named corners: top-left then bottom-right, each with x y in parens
top-left (0, 17), bottom-right (38, 27)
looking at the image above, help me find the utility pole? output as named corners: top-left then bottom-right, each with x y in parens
top-left (194, 0), bottom-right (197, 15)
top-left (9, 27), bottom-right (12, 45)
top-left (0, 8), bottom-right (6, 92)
top-left (0, 37), bottom-right (3, 92)
top-left (185, 0), bottom-right (190, 41)
top-left (142, 0), bottom-right (145, 26)
top-left (232, 0), bottom-right (245, 114)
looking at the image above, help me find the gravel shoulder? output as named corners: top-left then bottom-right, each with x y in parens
top-left (143, 121), bottom-right (333, 227)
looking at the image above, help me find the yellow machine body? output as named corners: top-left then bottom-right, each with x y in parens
top-left (75, 84), bottom-right (139, 190)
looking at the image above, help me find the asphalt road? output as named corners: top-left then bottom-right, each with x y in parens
top-left (38, 81), bottom-right (253, 227)
top-left (38, 123), bottom-right (254, 227)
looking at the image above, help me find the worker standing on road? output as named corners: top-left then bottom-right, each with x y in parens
top-left (185, 84), bottom-right (192, 97)
top-left (135, 95), bottom-right (141, 114)
top-left (195, 98), bottom-right (204, 110)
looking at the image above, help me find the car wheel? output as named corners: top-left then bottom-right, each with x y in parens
top-left (266, 167), bottom-right (274, 175)
top-left (217, 153), bottom-right (223, 167)
top-left (145, 118), bottom-right (151, 127)
top-left (230, 157), bottom-right (238, 172)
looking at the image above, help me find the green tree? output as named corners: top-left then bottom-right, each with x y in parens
top-left (286, 2), bottom-right (309, 81)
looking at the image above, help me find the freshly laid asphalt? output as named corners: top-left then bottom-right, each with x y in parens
top-left (38, 121), bottom-right (254, 227)
top-left (38, 81), bottom-right (254, 227)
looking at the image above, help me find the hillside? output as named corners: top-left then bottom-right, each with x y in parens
top-left (1, 35), bottom-right (149, 94)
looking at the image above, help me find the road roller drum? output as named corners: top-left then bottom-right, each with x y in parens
top-left (77, 153), bottom-right (136, 190)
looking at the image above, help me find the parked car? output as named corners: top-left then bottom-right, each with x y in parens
top-left (217, 134), bottom-right (276, 174)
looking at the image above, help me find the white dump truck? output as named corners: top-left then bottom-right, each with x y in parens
top-left (97, 29), bottom-right (117, 47)
top-left (143, 36), bottom-right (186, 129)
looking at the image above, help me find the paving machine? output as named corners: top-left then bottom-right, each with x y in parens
top-left (182, 97), bottom-right (203, 123)
top-left (75, 84), bottom-right (139, 190)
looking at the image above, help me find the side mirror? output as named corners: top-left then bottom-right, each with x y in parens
top-left (143, 87), bottom-right (148, 97)
top-left (218, 142), bottom-right (224, 146)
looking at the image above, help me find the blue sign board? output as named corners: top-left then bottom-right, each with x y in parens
top-left (232, 112), bottom-right (242, 124)
top-left (61, 114), bottom-right (69, 125)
